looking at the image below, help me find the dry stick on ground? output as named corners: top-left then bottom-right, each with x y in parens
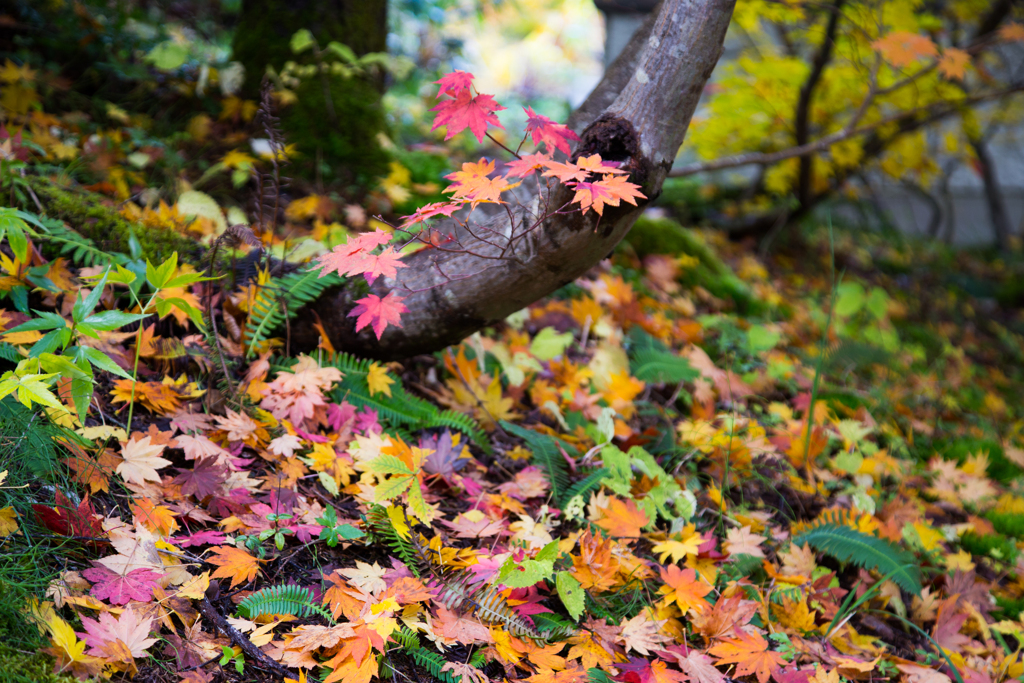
top-left (290, 0), bottom-right (738, 360)
top-left (199, 596), bottom-right (292, 679)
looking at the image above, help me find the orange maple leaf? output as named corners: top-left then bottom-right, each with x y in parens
top-left (658, 565), bottom-right (712, 615)
top-left (594, 497), bottom-right (649, 538)
top-left (444, 158), bottom-right (513, 206)
top-left (206, 545), bottom-right (263, 588)
top-left (871, 31), bottom-right (938, 68)
top-left (938, 48), bottom-right (970, 80)
top-left (571, 175), bottom-right (645, 216)
top-left (999, 23), bottom-right (1024, 43)
top-left (708, 631), bottom-right (787, 683)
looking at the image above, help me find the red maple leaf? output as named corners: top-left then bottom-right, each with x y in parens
top-left (31, 489), bottom-right (105, 543)
top-left (524, 106), bottom-right (580, 155)
top-left (871, 31), bottom-right (938, 68)
top-left (571, 175), bottom-right (645, 216)
top-left (431, 89), bottom-right (506, 143)
top-left (359, 246), bottom-right (407, 285)
top-left (313, 228), bottom-right (393, 278)
top-left (82, 564), bottom-right (162, 605)
top-left (434, 70), bottom-right (475, 98)
top-left (505, 152), bottom-right (552, 179)
top-left (348, 291), bottom-right (408, 339)
top-left (173, 457), bottom-right (226, 499)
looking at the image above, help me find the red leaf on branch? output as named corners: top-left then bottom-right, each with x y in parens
top-left (524, 106), bottom-right (580, 155)
top-left (313, 228), bottom-right (393, 279)
top-left (348, 291), bottom-right (408, 339)
top-left (431, 89), bottom-right (506, 143)
top-left (400, 201), bottom-right (464, 230)
top-left (434, 70), bottom-right (475, 98)
top-left (359, 246), bottom-right (407, 285)
top-left (505, 152), bottom-right (552, 179)
top-left (82, 564), bottom-right (162, 605)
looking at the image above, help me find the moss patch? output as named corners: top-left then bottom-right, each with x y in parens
top-left (622, 216), bottom-right (761, 313)
top-left (27, 177), bottom-right (205, 265)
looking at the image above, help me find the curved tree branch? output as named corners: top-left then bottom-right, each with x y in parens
top-left (291, 0), bottom-right (737, 360)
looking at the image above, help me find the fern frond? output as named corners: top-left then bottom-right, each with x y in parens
top-left (500, 421), bottom-right (573, 505)
top-left (35, 221), bottom-right (128, 267)
top-left (562, 468), bottom-right (608, 505)
top-left (792, 523), bottom-right (922, 595)
top-left (243, 268), bottom-right (344, 355)
top-left (325, 352), bottom-right (489, 452)
top-left (237, 583), bottom-right (334, 621)
top-left (365, 505), bottom-right (420, 576)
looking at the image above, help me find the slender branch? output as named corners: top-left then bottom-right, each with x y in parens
top-left (670, 84), bottom-right (1024, 178)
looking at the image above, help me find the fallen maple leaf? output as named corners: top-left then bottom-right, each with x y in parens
top-left (595, 497), bottom-right (649, 538)
top-left (173, 457), bottom-right (226, 499)
top-left (678, 651), bottom-right (726, 683)
top-left (82, 564), bottom-right (161, 605)
top-left (618, 610), bottom-right (671, 656)
top-left (658, 565), bottom-right (712, 616)
top-left (42, 613), bottom-right (104, 679)
top-left (116, 435), bottom-right (171, 486)
top-left (366, 362), bottom-right (394, 398)
top-left (206, 545), bottom-right (262, 588)
top-left (724, 525), bottom-right (766, 558)
top-left (708, 631), bottom-right (786, 683)
top-left (79, 607), bottom-right (158, 660)
top-left (348, 291), bottom-right (407, 340)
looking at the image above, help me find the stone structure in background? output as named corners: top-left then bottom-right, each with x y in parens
top-left (592, 1), bottom-right (1024, 247)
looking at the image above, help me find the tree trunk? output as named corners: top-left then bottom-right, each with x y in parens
top-left (970, 137), bottom-right (1013, 251)
top-left (231, 0), bottom-right (390, 182)
top-left (290, 0), bottom-right (737, 360)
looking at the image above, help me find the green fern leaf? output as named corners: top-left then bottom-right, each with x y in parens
top-left (237, 584), bottom-right (334, 621)
top-left (792, 523), bottom-right (922, 595)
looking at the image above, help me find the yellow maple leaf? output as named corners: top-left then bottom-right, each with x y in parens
top-left (652, 527), bottom-right (703, 564)
top-left (0, 506), bottom-right (17, 537)
top-left (366, 362), bottom-right (394, 398)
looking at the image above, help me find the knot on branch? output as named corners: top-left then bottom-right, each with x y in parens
top-left (574, 115), bottom-right (647, 186)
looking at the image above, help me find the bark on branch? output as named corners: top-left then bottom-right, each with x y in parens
top-left (291, 0), bottom-right (737, 360)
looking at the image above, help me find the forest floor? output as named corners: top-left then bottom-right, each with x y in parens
top-left (4, 49), bottom-right (1024, 683)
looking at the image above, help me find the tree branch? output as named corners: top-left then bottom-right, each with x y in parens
top-left (292, 0), bottom-right (737, 359)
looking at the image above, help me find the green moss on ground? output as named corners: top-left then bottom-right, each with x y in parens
top-left (0, 643), bottom-right (91, 683)
top-left (26, 177), bottom-right (205, 265)
top-left (623, 216), bottom-right (762, 314)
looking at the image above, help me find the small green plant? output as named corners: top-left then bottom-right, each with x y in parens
top-left (219, 646), bottom-right (245, 675)
top-left (792, 523), bottom-right (922, 595)
top-left (315, 507), bottom-right (365, 547)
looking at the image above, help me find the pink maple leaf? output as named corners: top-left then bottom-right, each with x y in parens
top-left (82, 564), bottom-right (162, 605)
top-left (524, 106), bottom-right (579, 155)
top-left (79, 608), bottom-right (158, 659)
top-left (174, 529), bottom-right (226, 547)
top-left (431, 89), bottom-right (506, 143)
top-left (399, 201), bottom-right (464, 230)
top-left (348, 291), bottom-right (408, 340)
top-left (505, 152), bottom-right (552, 179)
top-left (359, 245), bottom-right (407, 285)
top-left (434, 70), bottom-right (475, 98)
top-left (313, 228), bottom-right (393, 278)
